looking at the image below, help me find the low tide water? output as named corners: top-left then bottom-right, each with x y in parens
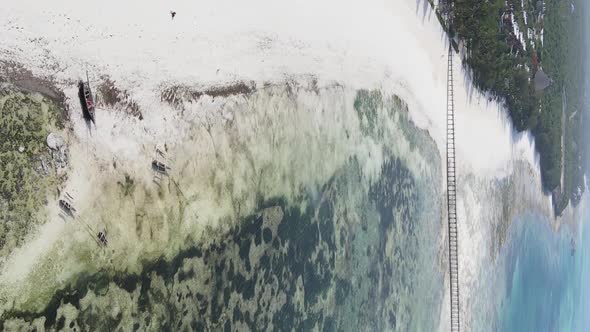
top-left (494, 208), bottom-right (590, 331)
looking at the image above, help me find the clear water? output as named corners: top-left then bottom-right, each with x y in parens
top-left (486, 208), bottom-right (590, 331)
top-left (0, 89), bottom-right (446, 331)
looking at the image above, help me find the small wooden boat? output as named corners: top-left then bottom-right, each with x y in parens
top-left (78, 72), bottom-right (96, 123)
top-left (59, 199), bottom-right (76, 216)
top-left (97, 230), bottom-right (108, 247)
top-left (152, 160), bottom-right (170, 175)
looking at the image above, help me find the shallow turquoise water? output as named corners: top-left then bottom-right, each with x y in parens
top-left (495, 209), bottom-right (590, 331)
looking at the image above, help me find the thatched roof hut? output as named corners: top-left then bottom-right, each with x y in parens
top-left (534, 69), bottom-right (552, 91)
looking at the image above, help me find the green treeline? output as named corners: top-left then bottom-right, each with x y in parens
top-left (450, 0), bottom-right (586, 213)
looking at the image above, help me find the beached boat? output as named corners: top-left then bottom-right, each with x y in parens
top-left (78, 72), bottom-right (96, 123)
top-left (152, 160), bottom-right (169, 174)
top-left (59, 199), bottom-right (75, 216)
top-left (97, 230), bottom-right (108, 247)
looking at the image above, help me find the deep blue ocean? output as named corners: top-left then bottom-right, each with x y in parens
top-left (497, 208), bottom-right (590, 331)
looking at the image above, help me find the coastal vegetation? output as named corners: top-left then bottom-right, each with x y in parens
top-left (446, 0), bottom-right (586, 214)
top-left (540, 0), bottom-right (586, 211)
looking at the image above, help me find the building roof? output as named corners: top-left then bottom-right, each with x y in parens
top-left (534, 69), bottom-right (552, 91)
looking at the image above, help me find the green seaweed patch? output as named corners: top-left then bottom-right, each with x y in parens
top-left (353, 89), bottom-right (384, 137)
top-left (1, 88), bottom-right (443, 331)
top-left (1, 155), bottom-right (440, 331)
top-left (0, 89), bottom-right (66, 258)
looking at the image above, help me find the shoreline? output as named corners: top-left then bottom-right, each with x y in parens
top-left (0, 61), bottom-right (68, 113)
top-left (0, 0), bottom-right (579, 329)
top-left (431, 0), bottom-right (588, 217)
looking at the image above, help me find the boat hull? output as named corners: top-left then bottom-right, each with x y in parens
top-left (78, 81), bottom-right (95, 123)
